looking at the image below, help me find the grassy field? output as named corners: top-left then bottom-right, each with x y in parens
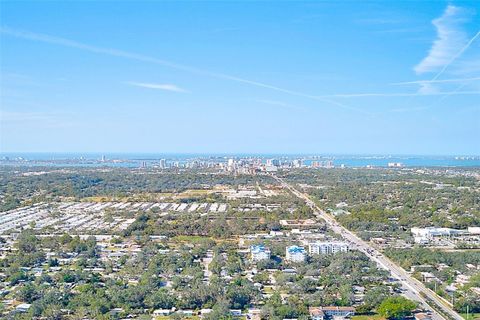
top-left (177, 189), bottom-right (212, 197)
top-left (461, 313), bottom-right (480, 320)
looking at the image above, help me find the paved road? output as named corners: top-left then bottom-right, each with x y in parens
top-left (274, 175), bottom-right (464, 320)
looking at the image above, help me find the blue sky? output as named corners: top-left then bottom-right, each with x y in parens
top-left (0, 1), bottom-right (479, 155)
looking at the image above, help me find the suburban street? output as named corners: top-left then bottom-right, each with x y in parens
top-left (274, 175), bottom-right (465, 320)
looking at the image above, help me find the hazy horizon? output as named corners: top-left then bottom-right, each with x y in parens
top-left (1, 151), bottom-right (480, 157)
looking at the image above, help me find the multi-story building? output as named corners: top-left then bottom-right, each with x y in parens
top-left (309, 307), bottom-right (355, 319)
top-left (322, 306), bottom-right (355, 318)
top-left (250, 245), bottom-right (271, 262)
top-left (292, 159), bottom-right (302, 168)
top-left (159, 159), bottom-right (167, 169)
top-left (411, 227), bottom-right (468, 244)
top-left (308, 241), bottom-right (349, 255)
top-left (266, 159), bottom-right (280, 167)
top-left (285, 245), bottom-right (306, 262)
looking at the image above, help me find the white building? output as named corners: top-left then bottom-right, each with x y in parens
top-left (468, 227), bottom-right (480, 235)
top-left (16, 304), bottom-right (31, 313)
top-left (250, 245), bottom-right (271, 261)
top-left (159, 159), bottom-right (167, 169)
top-left (266, 159), bottom-right (280, 167)
top-left (292, 159), bottom-right (302, 168)
top-left (411, 227), bottom-right (468, 244)
top-left (388, 162), bottom-right (403, 167)
top-left (285, 245), bottom-right (306, 262)
top-left (264, 165), bottom-right (278, 172)
top-left (308, 241), bottom-right (349, 255)
top-left (227, 158), bottom-right (236, 172)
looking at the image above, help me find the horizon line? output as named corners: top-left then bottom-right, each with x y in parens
top-left (1, 151), bottom-right (479, 157)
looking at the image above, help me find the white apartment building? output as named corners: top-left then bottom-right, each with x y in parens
top-left (308, 241), bottom-right (349, 255)
top-left (250, 245), bottom-right (271, 261)
top-left (285, 245), bottom-right (306, 262)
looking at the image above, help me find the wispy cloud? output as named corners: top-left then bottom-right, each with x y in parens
top-left (414, 5), bottom-right (475, 76)
top-left (0, 26), bottom-right (365, 114)
top-left (256, 99), bottom-right (306, 112)
top-left (4, 26), bottom-right (474, 116)
top-left (387, 82), bottom-right (478, 114)
top-left (417, 82), bottom-right (440, 95)
top-left (127, 82), bottom-right (188, 93)
top-left (317, 90), bottom-right (480, 98)
top-left (0, 111), bottom-right (77, 128)
top-left (395, 5), bottom-right (480, 108)
top-left (452, 53), bottom-right (480, 75)
top-left (392, 77), bottom-right (480, 85)
top-left (374, 27), bottom-right (426, 35)
top-left (355, 17), bottom-right (405, 25)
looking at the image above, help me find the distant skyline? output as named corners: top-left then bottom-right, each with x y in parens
top-left (1, 1), bottom-right (479, 155)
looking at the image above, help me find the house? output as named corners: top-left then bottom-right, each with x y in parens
top-left (420, 272), bottom-right (438, 283)
top-left (471, 287), bottom-right (480, 295)
top-left (109, 308), bottom-right (124, 315)
top-left (322, 306), bottom-right (355, 318)
top-left (410, 264), bottom-right (434, 272)
top-left (15, 303), bottom-right (31, 313)
top-left (177, 309), bottom-right (194, 316)
top-left (230, 309), bottom-right (242, 316)
top-left (309, 307), bottom-right (325, 320)
top-left (370, 237), bottom-right (387, 244)
top-left (455, 274), bottom-right (470, 286)
top-left (415, 313), bottom-right (432, 320)
top-left (247, 308), bottom-right (262, 320)
top-left (200, 309), bottom-right (212, 317)
top-left (153, 308), bottom-right (173, 316)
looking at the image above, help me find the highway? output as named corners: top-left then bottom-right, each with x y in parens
top-left (273, 175), bottom-right (464, 320)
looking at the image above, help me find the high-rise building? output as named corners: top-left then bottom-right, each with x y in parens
top-left (227, 158), bottom-right (235, 172)
top-left (159, 159), bottom-right (167, 169)
top-left (266, 159), bottom-right (280, 167)
top-left (293, 159), bottom-right (302, 168)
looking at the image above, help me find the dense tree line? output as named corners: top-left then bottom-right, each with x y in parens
top-left (0, 167), bottom-right (275, 211)
top-left (282, 168), bottom-right (480, 238)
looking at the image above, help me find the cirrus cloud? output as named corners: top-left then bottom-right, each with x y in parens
top-left (414, 5), bottom-right (471, 75)
top-left (126, 82), bottom-right (188, 93)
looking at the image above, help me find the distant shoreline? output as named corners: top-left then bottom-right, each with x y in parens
top-left (1, 153), bottom-right (480, 168)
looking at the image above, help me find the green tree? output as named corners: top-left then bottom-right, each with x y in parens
top-left (378, 296), bottom-right (417, 319)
